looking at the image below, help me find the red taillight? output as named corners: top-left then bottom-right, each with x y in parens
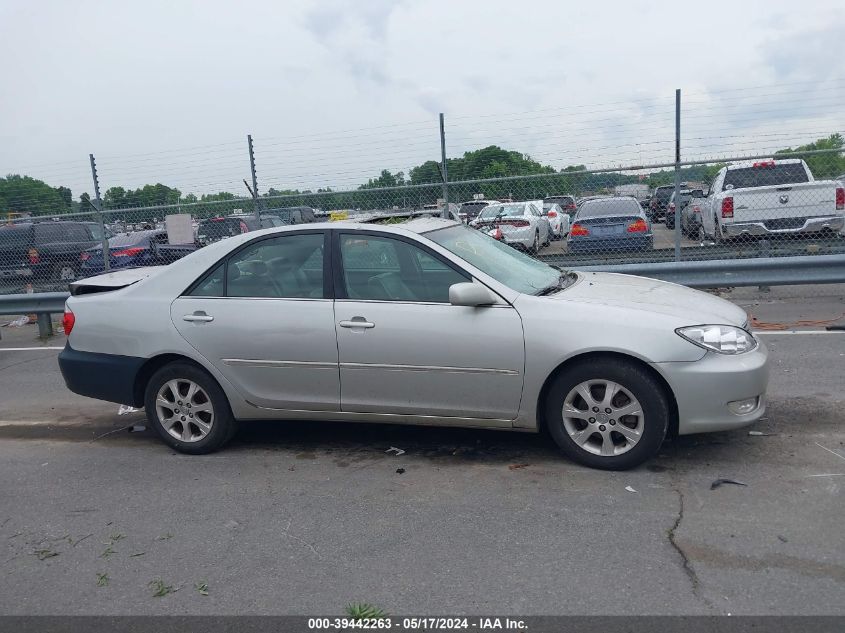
top-left (566, 203), bottom-right (576, 210)
top-left (113, 246), bottom-right (145, 258)
top-left (28, 248), bottom-right (40, 265)
top-left (570, 223), bottom-right (590, 236)
top-left (668, 202), bottom-right (675, 211)
top-left (692, 205), bottom-right (701, 214)
top-left (752, 160), bottom-right (775, 168)
top-left (626, 219), bottom-right (648, 233)
top-left (499, 219), bottom-right (529, 227)
top-left (721, 196), bottom-right (734, 218)
top-left (80, 252), bottom-right (91, 261)
top-left (62, 307), bottom-right (75, 336)
top-left (210, 217), bottom-right (226, 222)
top-left (239, 221), bottom-right (249, 233)
top-left (547, 210), bottom-right (558, 218)
top-left (836, 187), bottom-right (844, 211)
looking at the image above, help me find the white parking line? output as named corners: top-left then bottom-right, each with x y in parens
top-left (0, 347), bottom-right (64, 351)
top-left (754, 330), bottom-right (843, 335)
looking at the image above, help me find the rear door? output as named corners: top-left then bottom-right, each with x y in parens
top-left (171, 230), bottom-right (340, 411)
top-left (332, 230), bottom-right (524, 423)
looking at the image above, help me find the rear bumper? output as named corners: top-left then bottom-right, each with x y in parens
top-left (723, 215), bottom-right (844, 237)
top-left (567, 235), bottom-right (653, 253)
top-left (0, 266), bottom-right (33, 279)
top-left (58, 343), bottom-right (146, 406)
top-left (654, 341), bottom-right (769, 435)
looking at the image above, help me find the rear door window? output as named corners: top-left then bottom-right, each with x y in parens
top-left (723, 163), bottom-right (809, 190)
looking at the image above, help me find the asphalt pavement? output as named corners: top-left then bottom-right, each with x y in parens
top-left (0, 296), bottom-right (843, 616)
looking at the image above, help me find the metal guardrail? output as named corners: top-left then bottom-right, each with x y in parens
top-left (1, 254), bottom-right (844, 339)
top-left (0, 292), bottom-right (69, 338)
top-left (574, 253), bottom-right (845, 288)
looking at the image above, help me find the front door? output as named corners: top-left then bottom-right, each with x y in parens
top-left (333, 231), bottom-right (524, 423)
top-left (172, 231), bottom-right (339, 411)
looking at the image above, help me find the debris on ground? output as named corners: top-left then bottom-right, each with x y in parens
top-left (625, 485), bottom-right (637, 493)
top-left (129, 552), bottom-right (145, 557)
top-left (710, 478), bottom-right (748, 490)
top-left (195, 581), bottom-right (209, 596)
top-left (5, 316), bottom-right (29, 328)
top-left (385, 447), bottom-right (405, 456)
top-left (96, 573), bottom-right (109, 587)
top-left (149, 579), bottom-right (177, 598)
top-left (118, 405), bottom-right (142, 415)
top-left (777, 535), bottom-right (788, 543)
top-left (748, 431), bottom-right (774, 436)
top-left (100, 546), bottom-right (116, 558)
top-left (33, 548), bottom-right (59, 561)
top-left (128, 425), bottom-right (146, 433)
top-left (395, 468), bottom-right (405, 474)
top-left (508, 463), bottom-right (530, 471)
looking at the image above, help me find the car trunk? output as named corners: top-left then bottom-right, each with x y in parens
top-left (572, 215), bottom-right (642, 237)
top-left (69, 267), bottom-right (162, 296)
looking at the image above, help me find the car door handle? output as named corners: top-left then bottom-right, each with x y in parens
top-left (183, 312), bottom-right (214, 323)
top-left (339, 319), bottom-right (374, 329)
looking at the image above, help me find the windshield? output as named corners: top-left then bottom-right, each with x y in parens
top-left (577, 199), bottom-right (641, 218)
top-left (478, 204), bottom-right (526, 219)
top-left (723, 163), bottom-right (809, 189)
top-left (424, 224), bottom-right (561, 295)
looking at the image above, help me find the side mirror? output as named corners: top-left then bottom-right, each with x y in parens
top-left (449, 282), bottom-right (498, 307)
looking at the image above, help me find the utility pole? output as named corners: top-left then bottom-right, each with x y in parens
top-left (439, 113), bottom-right (449, 218)
top-left (673, 89), bottom-right (682, 262)
top-left (89, 154), bottom-right (109, 272)
top-left (248, 134), bottom-right (260, 221)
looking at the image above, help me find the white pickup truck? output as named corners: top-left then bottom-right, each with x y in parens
top-left (699, 159), bottom-right (845, 241)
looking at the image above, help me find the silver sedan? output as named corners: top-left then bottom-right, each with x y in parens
top-left (58, 219), bottom-right (768, 470)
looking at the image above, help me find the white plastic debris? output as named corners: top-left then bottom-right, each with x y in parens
top-left (7, 316), bottom-right (29, 328)
top-left (118, 405), bottom-right (142, 415)
top-left (625, 485), bottom-right (637, 493)
top-left (385, 447), bottom-right (406, 456)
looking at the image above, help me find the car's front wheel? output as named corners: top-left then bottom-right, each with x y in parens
top-left (544, 357), bottom-right (669, 470)
top-left (144, 362), bottom-right (237, 454)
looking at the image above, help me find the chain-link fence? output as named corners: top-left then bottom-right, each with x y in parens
top-left (2, 84), bottom-right (844, 296)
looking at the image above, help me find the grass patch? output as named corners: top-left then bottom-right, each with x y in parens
top-left (96, 573), bottom-right (109, 587)
top-left (346, 603), bottom-right (387, 620)
top-left (149, 579), bottom-right (177, 598)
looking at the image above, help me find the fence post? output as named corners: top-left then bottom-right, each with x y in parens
top-left (439, 113), bottom-right (449, 218)
top-left (673, 89), bottom-right (682, 262)
top-left (248, 134), bottom-right (260, 221)
top-left (89, 153), bottom-right (109, 272)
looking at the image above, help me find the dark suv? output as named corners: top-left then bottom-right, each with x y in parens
top-left (649, 184), bottom-right (687, 222)
top-left (0, 221), bottom-right (103, 282)
top-left (196, 214), bottom-right (286, 246)
top-left (543, 194), bottom-right (577, 213)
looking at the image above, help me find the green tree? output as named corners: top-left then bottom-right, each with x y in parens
top-left (775, 133), bottom-right (845, 178)
top-left (0, 174), bottom-right (69, 216)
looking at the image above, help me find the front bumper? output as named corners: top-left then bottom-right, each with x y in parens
top-left (723, 215), bottom-right (844, 237)
top-left (653, 340), bottom-right (769, 435)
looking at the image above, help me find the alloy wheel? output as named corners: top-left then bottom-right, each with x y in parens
top-left (561, 379), bottom-right (644, 457)
top-left (155, 379), bottom-right (214, 442)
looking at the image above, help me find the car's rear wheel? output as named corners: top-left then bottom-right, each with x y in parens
top-left (544, 358), bottom-right (669, 470)
top-left (530, 230), bottom-right (540, 254)
top-left (144, 362), bottom-right (237, 454)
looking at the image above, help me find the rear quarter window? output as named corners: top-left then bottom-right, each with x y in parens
top-left (723, 163), bottom-right (809, 190)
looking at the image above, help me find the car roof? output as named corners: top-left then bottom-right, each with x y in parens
top-left (727, 158), bottom-right (803, 169)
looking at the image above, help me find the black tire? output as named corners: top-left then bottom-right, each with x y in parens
top-left (530, 230), bottom-right (540, 254)
top-left (144, 362), bottom-right (238, 454)
top-left (544, 357), bottom-right (669, 470)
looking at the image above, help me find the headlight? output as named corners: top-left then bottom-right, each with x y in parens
top-left (676, 325), bottom-right (758, 355)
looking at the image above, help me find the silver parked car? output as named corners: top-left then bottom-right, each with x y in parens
top-left (59, 219), bottom-right (768, 470)
top-left (470, 202), bottom-right (550, 253)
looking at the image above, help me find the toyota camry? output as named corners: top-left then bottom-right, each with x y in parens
top-left (58, 218), bottom-right (768, 470)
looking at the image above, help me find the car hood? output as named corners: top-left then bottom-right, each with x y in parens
top-left (554, 272), bottom-right (748, 326)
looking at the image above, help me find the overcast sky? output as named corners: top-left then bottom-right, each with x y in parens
top-left (1, 0), bottom-right (843, 199)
